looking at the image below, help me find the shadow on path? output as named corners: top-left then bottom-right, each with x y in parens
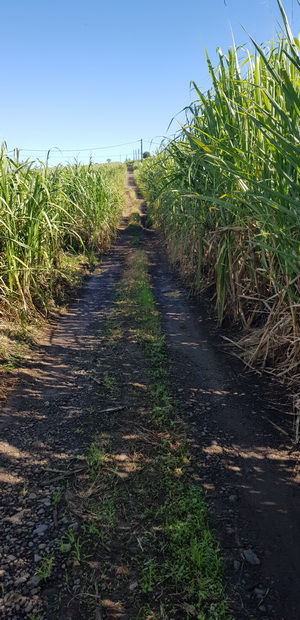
top-left (146, 231), bottom-right (300, 619)
top-left (0, 225), bottom-right (131, 619)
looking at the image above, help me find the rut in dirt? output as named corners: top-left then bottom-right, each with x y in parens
top-left (0, 172), bottom-right (299, 620)
top-left (0, 214), bottom-right (132, 619)
top-left (145, 232), bottom-right (300, 619)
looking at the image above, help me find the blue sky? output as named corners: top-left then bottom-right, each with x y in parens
top-left (1, 0), bottom-right (299, 165)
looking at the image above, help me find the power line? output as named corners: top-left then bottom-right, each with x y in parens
top-left (18, 140), bottom-right (141, 153)
top-left (12, 139), bottom-right (162, 154)
top-left (6, 139), bottom-right (163, 164)
top-left (46, 153), bottom-right (131, 160)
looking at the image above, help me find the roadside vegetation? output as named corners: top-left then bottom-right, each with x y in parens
top-left (0, 147), bottom-right (125, 369)
top-left (136, 1), bottom-right (300, 407)
top-left (0, 146), bottom-right (125, 316)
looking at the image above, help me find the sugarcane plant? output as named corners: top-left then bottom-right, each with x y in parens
top-left (137, 0), bottom-right (300, 393)
top-left (0, 147), bottom-right (125, 314)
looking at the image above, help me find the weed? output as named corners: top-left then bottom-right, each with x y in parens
top-left (83, 522), bottom-right (103, 538)
top-left (102, 371), bottom-right (118, 394)
top-left (53, 487), bottom-right (62, 506)
top-left (20, 484), bottom-right (28, 497)
top-left (85, 405), bottom-right (96, 414)
top-left (36, 556), bottom-right (53, 581)
top-left (75, 426), bottom-right (84, 435)
top-left (2, 359), bottom-right (18, 371)
top-left (66, 528), bottom-right (84, 564)
top-left (140, 558), bottom-right (158, 593)
top-left (86, 443), bottom-right (102, 476)
top-left (97, 496), bottom-right (116, 527)
top-left (59, 542), bottom-right (72, 554)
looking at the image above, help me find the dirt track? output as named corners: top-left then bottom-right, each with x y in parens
top-left (0, 173), bottom-right (300, 619)
top-left (146, 230), bottom-right (300, 618)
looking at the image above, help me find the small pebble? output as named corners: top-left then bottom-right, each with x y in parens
top-left (254, 588), bottom-right (265, 597)
top-left (27, 575), bottom-right (41, 588)
top-left (14, 574), bottom-right (29, 586)
top-left (243, 549), bottom-right (260, 566)
top-left (33, 524), bottom-right (48, 535)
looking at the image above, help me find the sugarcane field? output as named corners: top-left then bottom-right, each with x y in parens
top-left (1, 1), bottom-right (300, 619)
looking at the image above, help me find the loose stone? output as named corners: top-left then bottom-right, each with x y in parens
top-left (243, 549), bottom-right (261, 565)
top-left (33, 524), bottom-right (48, 535)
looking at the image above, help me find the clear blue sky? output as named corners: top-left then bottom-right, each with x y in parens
top-left (1, 0), bottom-right (299, 165)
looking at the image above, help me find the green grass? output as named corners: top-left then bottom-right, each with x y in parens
top-left (115, 247), bottom-right (172, 429)
top-left (114, 234), bottom-right (228, 617)
top-left (36, 556), bottom-right (54, 582)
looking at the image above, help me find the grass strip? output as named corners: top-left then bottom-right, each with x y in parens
top-left (111, 230), bottom-right (229, 619)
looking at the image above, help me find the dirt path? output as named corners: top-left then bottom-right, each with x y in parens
top-left (0, 211), bottom-right (132, 618)
top-left (146, 233), bottom-right (300, 619)
top-left (0, 173), bottom-right (299, 619)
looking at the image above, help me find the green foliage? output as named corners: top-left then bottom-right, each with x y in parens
top-left (86, 443), bottom-right (103, 476)
top-left (111, 234), bottom-right (229, 617)
top-left (137, 3), bottom-right (300, 386)
top-left (36, 556), bottom-right (54, 581)
top-left (0, 149), bottom-right (125, 314)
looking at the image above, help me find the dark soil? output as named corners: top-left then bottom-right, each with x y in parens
top-left (145, 232), bottom-right (300, 620)
top-left (0, 216), bottom-right (132, 618)
top-left (0, 173), bottom-right (299, 619)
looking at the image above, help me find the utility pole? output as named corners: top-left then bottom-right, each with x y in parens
top-left (140, 138), bottom-right (143, 160)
